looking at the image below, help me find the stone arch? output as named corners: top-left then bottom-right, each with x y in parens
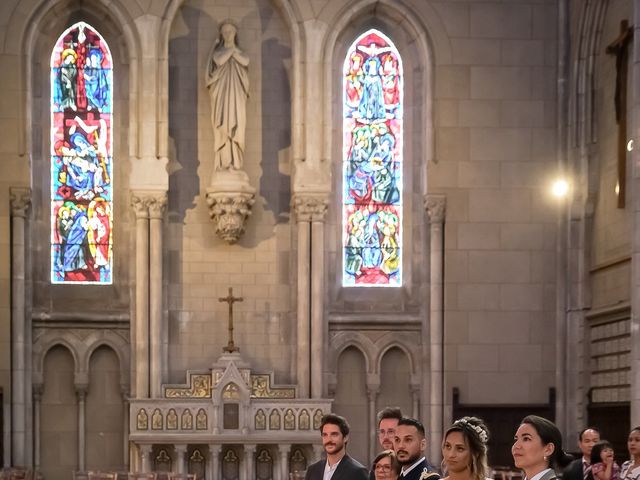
top-left (328, 331), bottom-right (375, 374)
top-left (158, 0), bottom-right (304, 161)
top-left (33, 330), bottom-right (84, 385)
top-left (373, 335), bottom-right (419, 375)
top-left (321, 0), bottom-right (449, 169)
top-left (8, 0), bottom-right (141, 158)
top-left (82, 330), bottom-right (130, 387)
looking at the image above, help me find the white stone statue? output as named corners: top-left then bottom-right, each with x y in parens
top-left (205, 20), bottom-right (250, 171)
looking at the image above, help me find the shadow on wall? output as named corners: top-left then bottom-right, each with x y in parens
top-left (167, 5), bottom-right (203, 223)
top-left (258, 0), bottom-right (292, 225)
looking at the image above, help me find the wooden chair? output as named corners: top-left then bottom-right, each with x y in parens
top-left (127, 474), bottom-right (157, 480)
top-left (73, 472), bottom-right (90, 480)
top-left (88, 472), bottom-right (117, 480)
top-left (167, 474), bottom-right (195, 480)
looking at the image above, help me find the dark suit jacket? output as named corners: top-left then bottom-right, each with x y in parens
top-left (400, 459), bottom-right (440, 480)
top-left (563, 458), bottom-right (585, 480)
top-left (305, 454), bottom-right (369, 480)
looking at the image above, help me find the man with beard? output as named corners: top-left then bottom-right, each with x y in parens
top-left (394, 417), bottom-right (440, 480)
top-left (305, 413), bottom-right (368, 480)
top-left (369, 407), bottom-right (403, 480)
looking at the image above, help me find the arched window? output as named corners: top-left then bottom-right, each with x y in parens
top-left (343, 29), bottom-right (402, 286)
top-left (50, 22), bottom-right (113, 284)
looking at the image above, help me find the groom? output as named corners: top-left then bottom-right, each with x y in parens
top-left (394, 417), bottom-right (440, 480)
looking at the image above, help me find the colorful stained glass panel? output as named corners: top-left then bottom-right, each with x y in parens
top-left (343, 30), bottom-right (402, 286)
top-left (50, 22), bottom-right (113, 284)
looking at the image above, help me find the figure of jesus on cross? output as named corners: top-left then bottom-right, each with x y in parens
top-left (219, 287), bottom-right (243, 353)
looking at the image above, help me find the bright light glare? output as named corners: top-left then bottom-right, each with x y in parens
top-left (552, 179), bottom-right (569, 198)
top-left (615, 181), bottom-right (620, 196)
top-left (627, 139), bottom-right (634, 152)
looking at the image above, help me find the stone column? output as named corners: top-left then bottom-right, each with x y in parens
top-left (425, 194), bottom-right (446, 463)
top-left (312, 445), bottom-right (323, 464)
top-left (148, 193), bottom-right (167, 398)
top-left (10, 187), bottom-right (30, 466)
top-left (76, 385), bottom-right (88, 470)
top-left (122, 388), bottom-right (130, 470)
top-left (131, 194), bottom-right (150, 398)
top-left (243, 444), bottom-right (256, 480)
top-left (307, 196), bottom-right (328, 399)
top-left (175, 444), bottom-right (187, 473)
top-left (33, 384), bottom-right (43, 471)
top-left (367, 385), bottom-right (379, 464)
top-left (140, 444), bottom-right (153, 472)
top-left (278, 444), bottom-right (291, 480)
top-left (208, 445), bottom-right (221, 480)
top-left (292, 196), bottom-right (312, 397)
top-left (410, 385), bottom-right (420, 419)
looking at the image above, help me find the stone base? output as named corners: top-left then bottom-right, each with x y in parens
top-left (206, 170), bottom-right (256, 244)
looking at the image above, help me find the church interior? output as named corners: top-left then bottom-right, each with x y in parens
top-left (0, 0), bottom-right (638, 478)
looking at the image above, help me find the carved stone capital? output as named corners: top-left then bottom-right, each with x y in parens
top-left (206, 170), bottom-right (256, 244)
top-left (424, 194), bottom-right (446, 224)
top-left (206, 193), bottom-right (255, 244)
top-left (10, 187), bottom-right (31, 218)
top-left (147, 193), bottom-right (167, 220)
top-left (292, 194), bottom-right (328, 222)
top-left (75, 384), bottom-right (88, 400)
top-left (33, 383), bottom-right (44, 401)
top-left (131, 190), bottom-right (168, 220)
top-left (131, 193), bottom-right (149, 219)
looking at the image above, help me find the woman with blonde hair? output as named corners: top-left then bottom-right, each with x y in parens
top-left (442, 416), bottom-right (491, 480)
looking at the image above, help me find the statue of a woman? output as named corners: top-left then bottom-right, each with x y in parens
top-left (205, 21), bottom-right (250, 171)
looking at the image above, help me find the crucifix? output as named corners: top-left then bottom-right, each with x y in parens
top-left (606, 19), bottom-right (634, 208)
top-left (219, 287), bottom-right (243, 353)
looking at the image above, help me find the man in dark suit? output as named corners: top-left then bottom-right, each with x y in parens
top-left (394, 417), bottom-right (439, 480)
top-left (305, 413), bottom-right (369, 480)
top-left (563, 428), bottom-right (601, 480)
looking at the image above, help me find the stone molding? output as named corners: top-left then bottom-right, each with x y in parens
top-left (131, 191), bottom-right (167, 219)
top-left (424, 194), bottom-right (446, 224)
top-left (10, 187), bottom-right (31, 218)
top-left (206, 170), bottom-right (256, 244)
top-left (292, 194), bottom-right (329, 222)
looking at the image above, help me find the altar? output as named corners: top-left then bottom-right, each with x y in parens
top-left (128, 351), bottom-right (331, 480)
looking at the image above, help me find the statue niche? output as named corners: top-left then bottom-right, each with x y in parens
top-left (205, 20), bottom-right (255, 244)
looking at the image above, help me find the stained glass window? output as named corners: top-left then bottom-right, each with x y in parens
top-left (343, 30), bottom-right (402, 286)
top-left (50, 22), bottom-right (113, 284)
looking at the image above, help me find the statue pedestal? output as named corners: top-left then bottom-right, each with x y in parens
top-left (205, 169), bottom-right (256, 244)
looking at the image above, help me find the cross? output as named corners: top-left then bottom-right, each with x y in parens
top-left (606, 19), bottom-right (633, 208)
top-left (218, 287), bottom-right (242, 353)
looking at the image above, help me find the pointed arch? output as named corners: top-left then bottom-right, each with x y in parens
top-left (342, 29), bottom-right (402, 287)
top-left (50, 21), bottom-right (114, 284)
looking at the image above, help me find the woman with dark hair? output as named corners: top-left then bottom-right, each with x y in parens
top-left (620, 427), bottom-right (640, 480)
top-left (589, 440), bottom-right (620, 480)
top-left (372, 450), bottom-right (401, 480)
top-left (512, 415), bottom-right (572, 480)
top-left (442, 417), bottom-right (491, 480)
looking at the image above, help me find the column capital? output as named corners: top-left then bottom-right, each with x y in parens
top-left (424, 194), bottom-right (446, 224)
top-left (131, 193), bottom-right (149, 219)
top-left (147, 192), bottom-right (168, 219)
top-left (278, 444), bottom-right (291, 455)
top-left (10, 187), bottom-right (31, 218)
top-left (33, 383), bottom-right (44, 401)
top-left (292, 194), bottom-right (329, 222)
top-left (174, 444), bottom-right (188, 454)
top-left (131, 190), bottom-right (167, 219)
top-left (244, 444), bottom-right (257, 454)
top-left (366, 384), bottom-right (380, 400)
top-left (139, 444), bottom-right (153, 455)
top-left (209, 444), bottom-right (222, 455)
top-left (75, 384), bottom-right (88, 400)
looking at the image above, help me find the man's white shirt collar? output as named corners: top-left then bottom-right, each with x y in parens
top-left (401, 457), bottom-right (426, 476)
